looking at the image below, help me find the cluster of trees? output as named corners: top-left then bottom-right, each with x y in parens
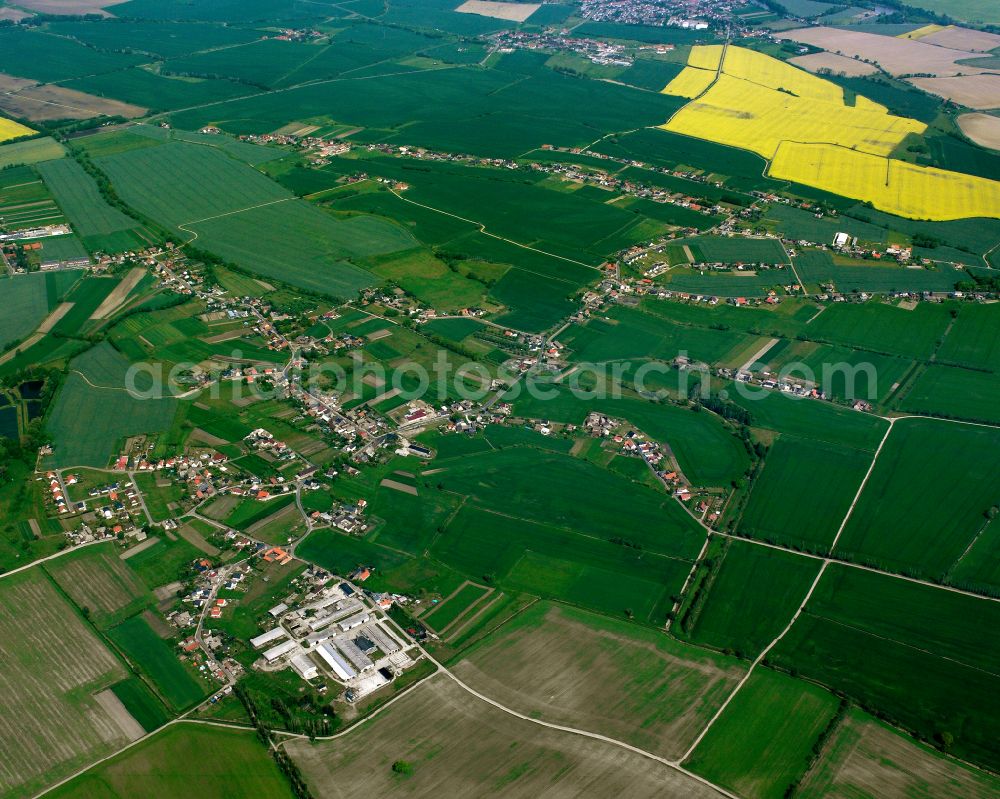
top-left (676, 538), bottom-right (730, 638)
top-left (782, 699), bottom-right (850, 799)
top-left (233, 680), bottom-right (322, 799)
top-left (698, 395), bottom-right (754, 427)
top-left (68, 146), bottom-right (171, 246)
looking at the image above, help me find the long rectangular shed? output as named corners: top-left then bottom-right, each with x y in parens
top-left (336, 638), bottom-right (373, 672)
top-left (251, 626), bottom-right (289, 649)
top-left (317, 642), bottom-right (356, 681)
top-left (263, 639), bottom-right (299, 662)
top-left (367, 623), bottom-right (401, 655)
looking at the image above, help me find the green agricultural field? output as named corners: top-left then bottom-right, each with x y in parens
top-left (369, 249), bottom-right (490, 311)
top-left (368, 481), bottom-right (462, 555)
top-left (0, 137), bottom-right (66, 168)
top-left (170, 49), bottom-right (684, 160)
top-left (0, 334), bottom-right (90, 381)
top-left (45, 343), bottom-right (179, 468)
top-left (67, 68), bottom-right (252, 113)
top-left (899, 364), bottom-right (1000, 424)
top-left (562, 304), bottom-right (765, 367)
top-left (95, 141), bottom-right (291, 226)
top-left (48, 277), bottom-right (121, 336)
top-left (110, 677), bottom-right (170, 733)
top-left (222, 493), bottom-right (296, 530)
top-left (421, 582), bottom-right (489, 631)
top-left (654, 268), bottom-right (791, 297)
top-left (684, 667), bottom-right (842, 799)
top-left (640, 296), bottom-right (817, 338)
top-left (0, 271), bottom-right (79, 350)
top-left (430, 444), bottom-right (703, 559)
top-left (107, 615), bottom-right (207, 711)
top-left (793, 250), bottom-right (961, 294)
top-left (682, 235), bottom-right (790, 265)
top-left (49, 19), bottom-right (264, 59)
top-left (739, 435), bottom-right (871, 550)
top-left (805, 300), bottom-right (954, 360)
top-left (453, 601), bottom-right (746, 759)
top-left (771, 564), bottom-right (1000, 772)
top-left (0, 173), bottom-right (66, 231)
top-left (487, 266), bottom-right (581, 330)
top-left (0, 26), bottom-right (142, 82)
top-left (432, 504), bottom-right (692, 623)
top-left (949, 517), bottom-right (1000, 595)
top-left (38, 158), bottom-right (143, 240)
top-left (761, 339), bottom-right (913, 404)
top-left (47, 723), bottom-right (295, 799)
top-left (835, 417), bottom-right (1000, 580)
top-left (681, 539), bottom-right (820, 657)
top-left (185, 201), bottom-right (400, 297)
top-left (728, 386), bottom-right (889, 451)
top-left (333, 154), bottom-right (661, 261)
top-left (937, 303), bottom-right (1000, 371)
top-left (120, 535), bottom-right (204, 589)
top-left (0, 569), bottom-right (133, 798)
top-left (132, 471), bottom-right (187, 522)
top-left (161, 24), bottom-right (440, 89)
top-left (593, 128), bottom-right (769, 185)
top-left (96, 140), bottom-right (413, 296)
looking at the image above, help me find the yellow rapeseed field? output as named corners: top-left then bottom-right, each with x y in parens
top-left (719, 45), bottom-right (847, 103)
top-left (0, 118), bottom-right (35, 143)
top-left (660, 66), bottom-right (717, 98)
top-left (898, 24), bottom-right (946, 39)
top-left (769, 142), bottom-right (1000, 220)
top-left (688, 44), bottom-right (724, 71)
top-left (658, 45), bottom-right (996, 219)
top-left (664, 72), bottom-right (923, 159)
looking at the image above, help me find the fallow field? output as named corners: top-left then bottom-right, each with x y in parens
top-left (452, 601), bottom-right (747, 759)
top-left (0, 569), bottom-right (137, 798)
top-left (286, 675), bottom-right (722, 798)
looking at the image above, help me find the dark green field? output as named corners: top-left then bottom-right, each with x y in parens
top-left (771, 565), bottom-right (1000, 771)
top-left (107, 615), bottom-right (207, 711)
top-left (739, 435), bottom-right (871, 550)
top-left (562, 305), bottom-right (762, 367)
top-left (835, 418), bottom-right (1000, 580)
top-left (94, 140), bottom-right (409, 296)
top-left (805, 301), bottom-right (954, 360)
top-left (899, 365), bottom-right (1000, 424)
top-left (47, 724), bottom-right (294, 799)
top-left (45, 343), bottom-right (178, 468)
top-left (685, 667), bottom-right (841, 799)
top-left (683, 539), bottom-right (820, 657)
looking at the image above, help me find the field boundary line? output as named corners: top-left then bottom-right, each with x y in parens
top-left (388, 188), bottom-right (602, 272)
top-left (177, 196), bottom-right (297, 240)
top-left (425, 662), bottom-right (741, 798)
top-left (67, 369), bottom-right (140, 393)
top-left (466, 504), bottom-right (696, 564)
top-left (0, 539), bottom-right (107, 581)
top-left (807, 611), bottom-right (1000, 680)
top-left (710, 531), bottom-right (1000, 603)
top-left (679, 561), bottom-right (829, 763)
top-left (828, 418), bottom-right (895, 554)
top-left (680, 419), bottom-right (896, 762)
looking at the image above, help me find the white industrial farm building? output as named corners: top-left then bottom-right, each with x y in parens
top-left (249, 579), bottom-right (410, 700)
